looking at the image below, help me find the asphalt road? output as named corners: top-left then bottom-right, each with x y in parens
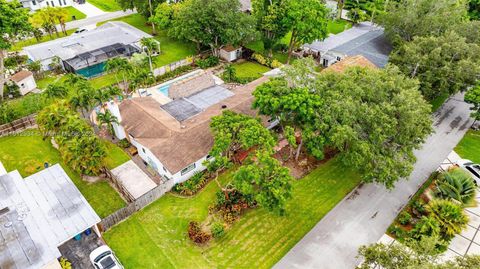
top-left (59, 10), bottom-right (137, 31)
top-left (273, 92), bottom-right (473, 269)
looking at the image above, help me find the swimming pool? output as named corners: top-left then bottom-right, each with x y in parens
top-left (155, 70), bottom-right (203, 97)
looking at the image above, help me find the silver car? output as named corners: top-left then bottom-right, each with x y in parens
top-left (89, 245), bottom-right (124, 269)
top-left (456, 159), bottom-right (480, 185)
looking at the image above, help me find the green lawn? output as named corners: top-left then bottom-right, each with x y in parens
top-left (429, 92), bottom-right (450, 112)
top-left (455, 130), bottom-right (480, 163)
top-left (63, 6), bottom-right (87, 22)
top-left (87, 0), bottom-right (122, 12)
top-left (233, 61), bottom-right (271, 80)
top-left (11, 29), bottom-right (77, 51)
top-left (98, 14), bottom-right (196, 68)
top-left (104, 158), bottom-right (361, 268)
top-left (103, 140), bottom-right (130, 169)
top-left (327, 19), bottom-right (352, 35)
top-left (0, 130), bottom-right (126, 218)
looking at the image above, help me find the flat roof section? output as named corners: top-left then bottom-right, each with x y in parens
top-left (186, 85), bottom-right (234, 110)
top-left (161, 99), bottom-right (203, 122)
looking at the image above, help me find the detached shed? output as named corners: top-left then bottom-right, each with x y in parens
top-left (0, 163), bottom-right (101, 269)
top-left (220, 45), bottom-right (242, 62)
top-left (9, 70), bottom-right (37, 95)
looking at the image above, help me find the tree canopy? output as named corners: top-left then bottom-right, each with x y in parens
top-left (390, 31), bottom-right (480, 101)
top-left (465, 83), bottom-right (480, 123)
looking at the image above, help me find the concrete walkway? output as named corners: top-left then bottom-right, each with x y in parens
top-left (72, 2), bottom-right (105, 17)
top-left (274, 92), bottom-right (473, 269)
top-left (59, 9), bottom-right (136, 31)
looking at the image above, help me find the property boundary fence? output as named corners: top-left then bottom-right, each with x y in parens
top-left (99, 179), bottom-right (175, 232)
top-left (0, 114), bottom-right (36, 137)
top-left (153, 58), bottom-right (192, 77)
top-left (103, 168), bottom-right (135, 203)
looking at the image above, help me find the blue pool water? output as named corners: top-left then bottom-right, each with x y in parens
top-left (158, 85), bottom-right (170, 96)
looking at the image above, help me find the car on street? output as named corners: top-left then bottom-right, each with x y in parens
top-left (89, 245), bottom-right (124, 269)
top-left (73, 28), bottom-right (88, 35)
top-left (456, 159), bottom-right (480, 185)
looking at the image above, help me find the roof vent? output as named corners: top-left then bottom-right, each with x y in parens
top-left (181, 125), bottom-right (186, 129)
top-left (221, 105), bottom-right (227, 109)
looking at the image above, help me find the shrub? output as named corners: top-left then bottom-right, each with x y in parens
top-left (213, 189), bottom-right (253, 224)
top-left (398, 211), bottom-right (412, 225)
top-left (252, 53), bottom-right (267, 66)
top-left (154, 65), bottom-right (193, 85)
top-left (195, 56), bottom-right (219, 69)
top-left (412, 200), bottom-right (426, 217)
top-left (118, 139), bottom-right (131, 149)
top-left (188, 221), bottom-right (211, 244)
top-left (251, 53), bottom-right (283, 69)
top-left (59, 257), bottom-right (72, 269)
top-left (222, 64), bottom-right (237, 83)
top-left (270, 59), bottom-right (283, 69)
top-left (427, 199), bottom-right (469, 239)
top-left (211, 222), bottom-right (225, 238)
top-left (387, 225), bottom-right (406, 239)
top-left (435, 168), bottom-right (477, 205)
top-left (411, 216), bottom-right (441, 240)
top-left (172, 171), bottom-right (208, 196)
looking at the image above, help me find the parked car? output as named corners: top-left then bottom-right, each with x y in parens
top-left (89, 245), bottom-right (124, 269)
top-left (456, 159), bottom-right (480, 185)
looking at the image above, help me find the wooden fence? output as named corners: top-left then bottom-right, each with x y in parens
top-left (103, 168), bottom-right (135, 203)
top-left (99, 179), bottom-right (175, 232)
top-left (0, 114), bottom-right (36, 137)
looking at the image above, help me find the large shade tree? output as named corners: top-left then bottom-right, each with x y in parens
top-left (0, 0), bottom-right (32, 99)
top-left (390, 31), bottom-right (480, 101)
top-left (378, 0), bottom-right (469, 46)
top-left (168, 0), bottom-right (257, 55)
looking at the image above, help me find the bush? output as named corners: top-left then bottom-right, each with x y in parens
top-left (427, 199), bottom-right (469, 240)
top-left (435, 168), bottom-right (477, 205)
top-left (411, 216), bottom-right (441, 240)
top-left (270, 59), bottom-right (283, 69)
top-left (399, 211), bottom-right (412, 225)
top-left (251, 53), bottom-right (283, 69)
top-left (172, 171), bottom-right (208, 196)
top-left (117, 139), bottom-right (131, 149)
top-left (59, 257), bottom-right (72, 269)
top-left (412, 200), bottom-right (426, 217)
top-left (195, 56), bottom-right (219, 69)
top-left (188, 221), bottom-right (211, 244)
top-left (154, 65), bottom-right (193, 85)
top-left (387, 225), bottom-right (406, 239)
top-left (211, 222), bottom-right (225, 238)
top-left (213, 189), bottom-right (253, 224)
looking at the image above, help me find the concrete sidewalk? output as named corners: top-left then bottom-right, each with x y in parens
top-left (274, 93), bottom-right (473, 269)
top-left (59, 9), bottom-right (136, 31)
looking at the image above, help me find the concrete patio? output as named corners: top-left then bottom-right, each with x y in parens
top-left (110, 160), bottom-right (157, 199)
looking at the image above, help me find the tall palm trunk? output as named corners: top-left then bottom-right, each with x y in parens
top-left (0, 49), bottom-right (5, 100)
top-left (148, 0), bottom-right (156, 35)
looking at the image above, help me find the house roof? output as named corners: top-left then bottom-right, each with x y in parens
top-left (322, 55), bottom-right (377, 73)
top-left (23, 21), bottom-right (151, 62)
top-left (221, 45), bottom-right (239, 52)
top-left (304, 22), bottom-right (392, 67)
top-left (10, 70), bottom-right (33, 83)
top-left (0, 163), bottom-right (101, 269)
top-left (119, 77), bottom-right (269, 174)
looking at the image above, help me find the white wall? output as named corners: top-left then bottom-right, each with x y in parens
top-left (23, 0), bottom-right (73, 11)
top-left (15, 76), bottom-right (37, 95)
top-left (106, 101), bottom-right (127, 140)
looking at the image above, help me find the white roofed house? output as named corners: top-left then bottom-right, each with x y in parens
top-left (303, 22), bottom-right (392, 68)
top-left (9, 70), bottom-right (37, 96)
top-left (23, 21), bottom-right (157, 78)
top-left (0, 162), bottom-right (101, 269)
top-left (16, 0), bottom-right (74, 11)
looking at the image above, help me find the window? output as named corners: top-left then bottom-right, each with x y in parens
top-left (58, 0), bottom-right (62, 6)
top-left (206, 155), bottom-right (212, 160)
top-left (51, 1), bottom-right (55, 6)
top-left (336, 56), bottom-right (342, 61)
top-left (32, 0), bottom-right (36, 5)
top-left (63, 0), bottom-right (66, 5)
top-left (162, 166), bottom-right (167, 172)
top-left (142, 148), bottom-right (145, 153)
top-left (46, 1), bottom-right (49, 5)
top-left (181, 163), bottom-right (196, 176)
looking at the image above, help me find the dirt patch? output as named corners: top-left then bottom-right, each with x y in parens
top-left (273, 146), bottom-right (337, 179)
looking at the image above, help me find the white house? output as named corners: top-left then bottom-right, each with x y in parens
top-left (108, 72), bottom-right (272, 185)
top-left (303, 22), bottom-right (392, 68)
top-left (19, 0), bottom-right (74, 11)
top-left (0, 162), bottom-right (101, 269)
top-left (219, 45), bottom-right (243, 62)
top-left (9, 70), bottom-right (37, 95)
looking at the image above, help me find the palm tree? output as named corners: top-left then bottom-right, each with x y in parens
top-left (140, 37), bottom-right (161, 74)
top-left (94, 86), bottom-right (122, 107)
top-left (52, 7), bottom-right (69, 35)
top-left (411, 216), bottom-right (441, 239)
top-left (435, 168), bottom-right (477, 205)
top-left (427, 199), bottom-right (469, 239)
top-left (64, 73), bottom-right (87, 89)
top-left (43, 83), bottom-right (68, 99)
top-left (96, 110), bottom-right (119, 138)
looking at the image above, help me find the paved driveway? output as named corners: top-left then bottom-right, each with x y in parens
top-left (274, 92), bottom-right (473, 269)
top-left (58, 9), bottom-right (136, 31)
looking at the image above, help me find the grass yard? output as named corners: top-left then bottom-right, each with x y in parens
top-left (327, 19), bottom-right (352, 35)
top-left (233, 61), bottom-right (271, 80)
top-left (455, 130), bottom-right (480, 163)
top-left (87, 0), bottom-right (122, 12)
top-left (0, 130), bottom-right (126, 218)
top-left (430, 92), bottom-right (450, 112)
top-left (103, 140), bottom-right (130, 169)
top-left (63, 6), bottom-right (87, 22)
top-left (11, 29), bottom-right (77, 51)
top-left (104, 158), bottom-right (361, 268)
top-left (98, 14), bottom-right (196, 68)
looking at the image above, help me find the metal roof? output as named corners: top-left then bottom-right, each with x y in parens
top-left (0, 163), bottom-right (101, 269)
top-left (24, 21), bottom-right (152, 62)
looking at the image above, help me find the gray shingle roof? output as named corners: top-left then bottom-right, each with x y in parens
top-left (0, 163), bottom-right (101, 269)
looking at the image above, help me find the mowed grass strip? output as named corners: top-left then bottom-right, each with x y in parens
top-left (0, 130), bottom-right (126, 218)
top-left (104, 159), bottom-right (361, 268)
top-left (87, 0), bottom-right (122, 12)
top-left (455, 130), bottom-right (480, 163)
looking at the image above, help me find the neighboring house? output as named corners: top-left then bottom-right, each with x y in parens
top-left (303, 22), bottom-right (392, 68)
top-left (23, 21), bottom-right (157, 77)
top-left (0, 162), bottom-right (101, 269)
top-left (107, 72), bottom-right (273, 184)
top-left (17, 0), bottom-right (74, 11)
top-left (9, 70), bottom-right (37, 95)
top-left (219, 45), bottom-right (243, 62)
